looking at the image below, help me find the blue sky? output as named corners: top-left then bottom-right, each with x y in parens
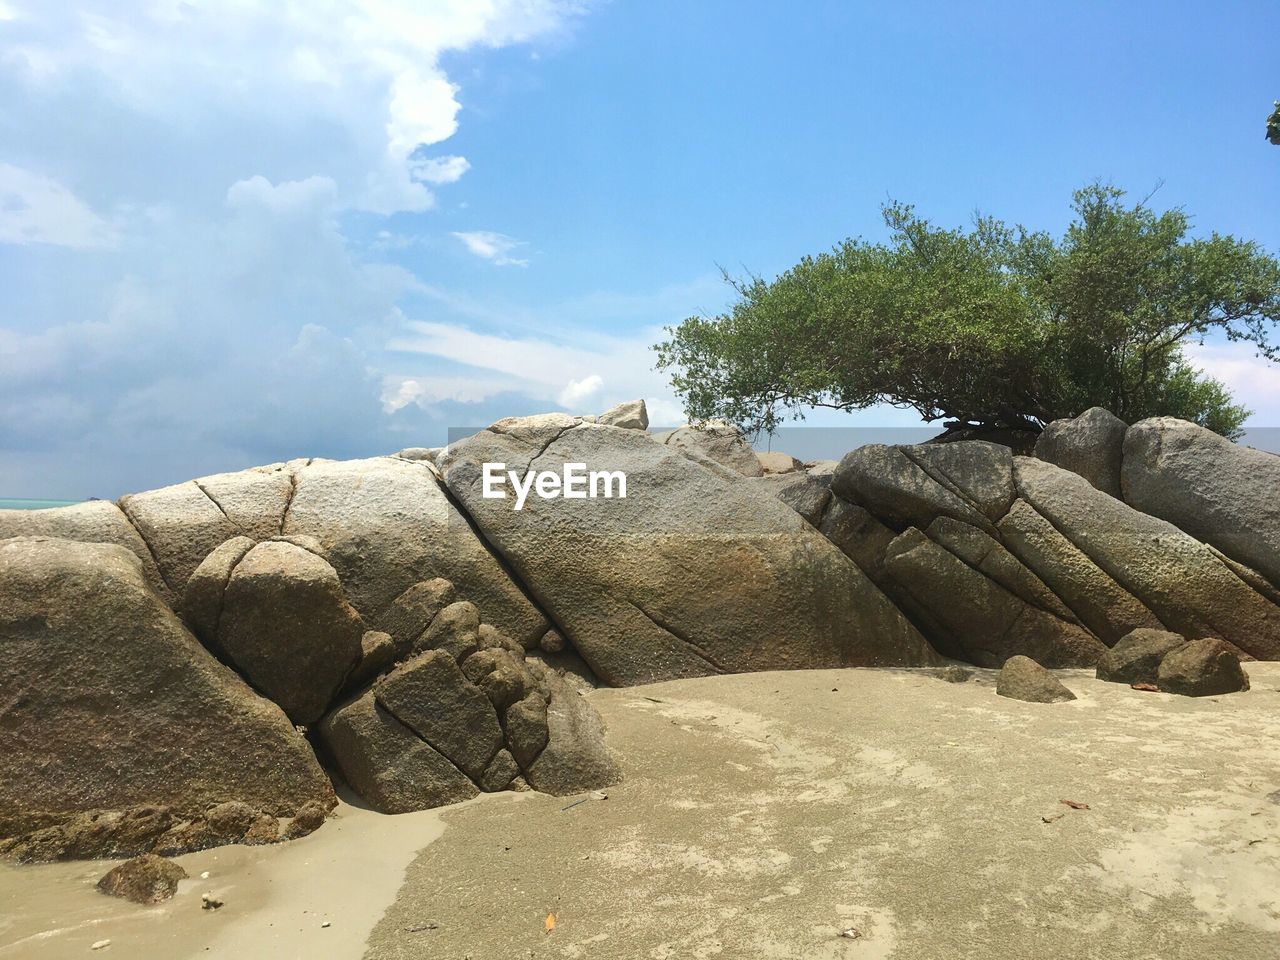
top-left (1, 0), bottom-right (1278, 498)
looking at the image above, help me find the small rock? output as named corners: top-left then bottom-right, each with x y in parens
top-left (321, 921), bottom-right (331, 928)
top-left (1157, 638), bottom-right (1250, 697)
top-left (96, 854), bottom-right (187, 905)
top-left (281, 800), bottom-right (329, 840)
top-left (539, 629), bottom-right (566, 654)
top-left (91, 940), bottom-right (111, 951)
top-left (933, 666), bottom-right (973, 683)
top-left (597, 399), bottom-right (649, 431)
top-left (201, 893), bottom-right (224, 910)
top-left (995, 656), bottom-right (1076, 703)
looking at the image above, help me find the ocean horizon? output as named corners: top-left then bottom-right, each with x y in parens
top-left (0, 498), bottom-right (82, 510)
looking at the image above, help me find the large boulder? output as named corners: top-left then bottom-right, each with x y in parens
top-left (1156, 637), bottom-right (1251, 697)
top-left (1034, 407), bottom-right (1128, 498)
top-left (319, 690), bottom-right (479, 814)
top-left (1095, 628), bottom-right (1188, 685)
top-left (881, 528), bottom-right (1105, 667)
top-left (830, 441), bottom-right (1012, 534)
top-left (996, 499), bottom-right (1164, 645)
top-left (817, 496), bottom-right (898, 583)
top-left (0, 537), bottom-right (334, 859)
top-left (0, 500), bottom-right (170, 602)
top-left (216, 540), bottom-right (365, 724)
top-left (1013, 457), bottom-right (1280, 659)
top-left (1123, 417), bottom-right (1280, 589)
top-left (281, 457), bottom-right (549, 646)
top-left (659, 421), bottom-right (765, 477)
top-left (996, 656), bottom-right (1077, 703)
top-left (439, 415), bottom-right (938, 685)
top-left (523, 660), bottom-right (622, 795)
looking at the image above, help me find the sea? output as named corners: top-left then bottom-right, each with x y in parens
top-left (0, 499), bottom-right (81, 510)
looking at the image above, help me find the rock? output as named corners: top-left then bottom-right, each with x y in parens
top-left (118, 481), bottom-right (243, 596)
top-left (881, 528), bottom-right (1106, 667)
top-left (524, 648), bottom-right (600, 693)
top-left (374, 650), bottom-right (504, 781)
top-left (933, 666), bottom-right (973, 683)
top-left (996, 656), bottom-right (1077, 703)
top-left (0, 537), bottom-right (334, 860)
top-left (195, 465), bottom-right (295, 540)
top-left (1013, 457), bottom-right (1280, 658)
top-left (996, 499), bottom-right (1163, 645)
top-left (504, 693), bottom-right (550, 769)
top-left (281, 800), bottom-right (329, 841)
top-left (756, 451), bottom-right (803, 474)
top-left (538, 629), bottom-right (566, 653)
top-left (242, 814), bottom-right (280, 845)
top-left (440, 416), bottom-right (938, 685)
top-left (347, 630), bottom-right (398, 689)
top-left (0, 500), bottom-right (170, 602)
top-left (523, 663), bottom-right (622, 795)
top-left (476, 623), bottom-right (525, 656)
top-left (462, 648), bottom-right (535, 711)
top-left (830, 441), bottom-right (1012, 533)
top-left (924, 515), bottom-right (1077, 622)
top-left (97, 854), bottom-right (188, 904)
top-left (478, 749), bottom-right (521, 792)
top-left (180, 535), bottom-right (256, 648)
top-left (817, 496), bottom-right (898, 582)
top-left (319, 691), bottom-right (478, 814)
top-left (752, 473), bottom-right (832, 526)
top-left (597, 399), bottom-right (649, 431)
top-left (1034, 407), bottom-right (1128, 498)
top-left (396, 447), bottom-right (441, 462)
top-left (416, 600), bottom-right (481, 661)
top-left (204, 801), bottom-right (259, 844)
top-left (1123, 417), bottom-right (1280, 588)
top-left (1095, 628), bottom-right (1187, 685)
top-left (1156, 638), bottom-right (1251, 697)
top-left (661, 421), bottom-right (765, 477)
top-left (6, 806), bottom-right (174, 863)
top-left (375, 578), bottom-right (457, 658)
top-left (282, 457), bottom-right (548, 646)
top-left (217, 540), bottom-right (365, 723)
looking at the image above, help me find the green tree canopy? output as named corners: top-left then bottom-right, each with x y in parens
top-left (655, 185), bottom-right (1280, 439)
top-left (1268, 100), bottom-right (1280, 145)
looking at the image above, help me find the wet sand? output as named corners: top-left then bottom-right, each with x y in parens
top-left (6, 665), bottom-right (1280, 959)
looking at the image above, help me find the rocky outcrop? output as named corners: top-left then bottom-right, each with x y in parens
top-left (1123, 417), bottom-right (1280, 588)
top-left (597, 399), bottom-right (649, 431)
top-left (1013, 457), bottom-right (1280, 659)
top-left (996, 656), bottom-right (1077, 703)
top-left (440, 414), bottom-right (938, 685)
top-left (0, 537), bottom-right (335, 861)
top-left (1034, 407), bottom-right (1127, 498)
top-left (1157, 638), bottom-right (1251, 697)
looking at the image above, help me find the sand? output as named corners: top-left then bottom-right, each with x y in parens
top-left (6, 664), bottom-right (1280, 959)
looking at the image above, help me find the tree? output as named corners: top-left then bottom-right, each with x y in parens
top-left (654, 185), bottom-right (1280, 439)
top-left (1269, 100), bottom-right (1280, 145)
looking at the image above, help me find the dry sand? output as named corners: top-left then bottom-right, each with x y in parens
top-left (6, 665), bottom-right (1280, 959)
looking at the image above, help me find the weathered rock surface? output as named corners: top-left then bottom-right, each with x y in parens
top-left (1157, 638), bottom-right (1251, 697)
top-left (660, 420), bottom-right (765, 477)
top-left (375, 578), bottom-right (458, 658)
top-left (597, 399), bottom-right (649, 431)
top-left (1034, 407), bottom-right (1128, 498)
top-left (0, 537), bottom-right (334, 859)
top-left (817, 496), bottom-right (897, 582)
top-left (757, 450), bottom-right (804, 474)
top-left (375, 651), bottom-right (505, 781)
top-left (319, 691), bottom-right (479, 814)
top-left (282, 456), bottom-right (548, 645)
top-left (996, 656), bottom-right (1077, 703)
top-left (752, 472), bottom-right (832, 526)
top-left (1013, 457), bottom-right (1280, 658)
top-left (996, 499), bottom-right (1163, 645)
top-left (217, 539), bottom-right (365, 723)
top-left (881, 528), bottom-right (1105, 667)
top-left (118, 481), bottom-right (243, 597)
top-left (96, 854), bottom-right (187, 904)
top-left (0, 500), bottom-right (170, 601)
top-left (1095, 628), bottom-right (1188, 685)
top-left (180, 535), bottom-right (256, 650)
top-left (523, 661), bottom-right (622, 795)
top-left (1123, 417), bottom-right (1280, 589)
top-left (440, 415), bottom-right (939, 685)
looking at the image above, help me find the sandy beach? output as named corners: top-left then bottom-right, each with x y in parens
top-left (6, 664), bottom-right (1280, 959)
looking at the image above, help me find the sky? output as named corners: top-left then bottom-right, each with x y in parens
top-left (1, 0), bottom-right (1278, 499)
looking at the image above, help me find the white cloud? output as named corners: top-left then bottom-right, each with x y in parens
top-left (1186, 341), bottom-right (1280, 425)
top-left (4, 1), bottom-right (589, 215)
top-left (0, 163), bottom-right (117, 249)
top-left (451, 230), bottom-right (530, 266)
top-left (557, 374), bottom-right (603, 408)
